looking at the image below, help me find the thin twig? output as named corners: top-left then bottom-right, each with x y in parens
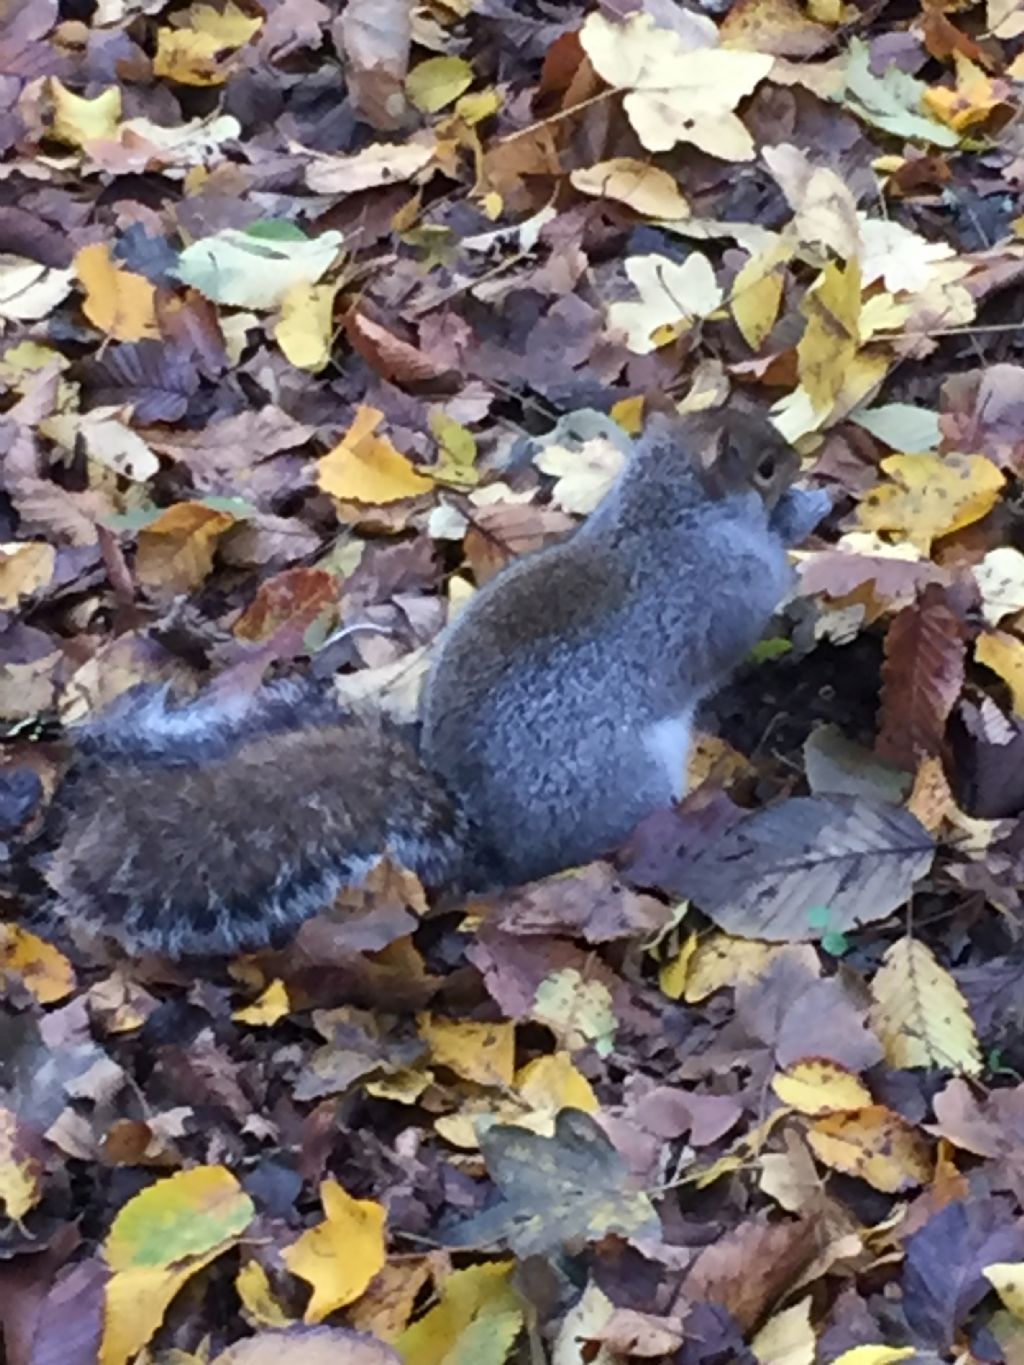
top-left (495, 88), bottom-right (618, 145)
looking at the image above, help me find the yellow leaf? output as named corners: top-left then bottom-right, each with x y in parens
top-left (0, 1107), bottom-right (44, 1221)
top-left (856, 451), bottom-right (1005, 554)
top-left (807, 1105), bottom-right (932, 1192)
top-left (154, 28), bottom-right (230, 85)
top-left (282, 1179), bottom-right (387, 1323)
top-left (233, 979), bottom-right (290, 1027)
top-left (456, 88), bottom-right (502, 125)
top-left (49, 79), bottom-right (122, 148)
top-left (571, 158), bottom-right (690, 220)
top-left (435, 1053), bottom-right (598, 1149)
top-left (418, 1015), bottom-right (516, 1087)
top-left (235, 1260), bottom-right (294, 1328)
top-left (135, 503), bottom-right (235, 595)
top-left (923, 60), bottom-right (1005, 132)
top-left (0, 542), bottom-right (55, 609)
top-left (684, 933), bottom-right (780, 1003)
top-left (364, 1068), bottom-right (433, 1104)
top-left (102, 1167), bottom-right (254, 1365)
top-left (610, 394), bottom-right (645, 435)
top-left (659, 930), bottom-right (699, 1000)
top-left (406, 55), bottom-right (475, 113)
top-left (103, 1263), bottom-right (223, 1365)
top-left (772, 1059), bottom-right (873, 1116)
top-left (274, 280), bottom-right (338, 373)
top-left (429, 409), bottom-right (479, 488)
top-left (153, 1), bottom-right (261, 86)
top-left (732, 250), bottom-right (786, 350)
top-left (532, 968), bottom-right (617, 1054)
top-left (396, 1261), bottom-right (522, 1365)
top-left (797, 259), bottom-right (861, 413)
top-left (830, 1350), bottom-right (916, 1365)
top-left (0, 924), bottom-right (76, 1005)
top-left (515, 1052), bottom-right (599, 1116)
top-left (731, 266), bottom-right (780, 352)
top-left (751, 1295), bottom-right (815, 1365)
top-left (75, 242), bottom-right (159, 342)
top-left (985, 1262), bottom-right (1024, 1320)
top-left (869, 938), bottom-right (982, 1075)
top-left (317, 405), bottom-right (434, 505)
top-left (189, 0), bottom-right (263, 45)
top-left (977, 630), bottom-right (1024, 716)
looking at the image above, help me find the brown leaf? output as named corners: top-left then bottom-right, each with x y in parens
top-left (479, 863), bottom-right (671, 943)
top-left (344, 310), bottom-right (454, 387)
top-left (681, 1218), bottom-right (816, 1331)
top-left (464, 503), bottom-right (575, 583)
top-left (233, 568), bottom-right (338, 642)
top-left (332, 0), bottom-right (411, 131)
top-left (658, 796), bottom-right (935, 942)
top-left (877, 585), bottom-right (966, 770)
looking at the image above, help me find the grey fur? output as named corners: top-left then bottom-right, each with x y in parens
top-left (24, 409), bottom-right (828, 958)
top-left (42, 684), bottom-right (468, 957)
top-left (422, 411), bottom-right (829, 886)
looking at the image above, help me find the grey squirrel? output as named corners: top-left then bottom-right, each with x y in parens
top-left (5, 409), bottom-right (830, 958)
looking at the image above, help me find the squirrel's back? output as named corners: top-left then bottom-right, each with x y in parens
top-left (42, 685), bottom-right (468, 956)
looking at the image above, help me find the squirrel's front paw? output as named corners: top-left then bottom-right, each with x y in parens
top-left (772, 485), bottom-right (832, 545)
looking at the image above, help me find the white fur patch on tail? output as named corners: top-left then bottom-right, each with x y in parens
top-left (643, 710), bottom-right (693, 800)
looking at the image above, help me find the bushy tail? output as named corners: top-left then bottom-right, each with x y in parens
top-left (41, 686), bottom-right (474, 958)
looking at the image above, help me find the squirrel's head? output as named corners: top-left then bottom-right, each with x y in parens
top-left (641, 408), bottom-right (799, 512)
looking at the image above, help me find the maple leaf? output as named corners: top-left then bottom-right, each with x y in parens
top-left (580, 12), bottom-right (773, 161)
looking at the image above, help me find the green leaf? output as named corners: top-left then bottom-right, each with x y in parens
top-left (840, 39), bottom-right (959, 147)
top-left (852, 403), bottom-right (942, 452)
top-left (406, 55), bottom-right (474, 113)
top-left (243, 220), bottom-right (310, 242)
top-left (750, 636), bottom-right (792, 663)
top-left (174, 226), bottom-right (344, 309)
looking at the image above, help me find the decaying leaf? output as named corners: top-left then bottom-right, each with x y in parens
top-left (772, 1059), bottom-right (873, 1116)
top-left (102, 1167), bottom-right (255, 1365)
top-left (667, 796), bottom-right (935, 941)
top-left (857, 452), bottom-right (1006, 553)
top-left (446, 1109), bottom-right (659, 1255)
top-left (807, 1105), bottom-right (933, 1192)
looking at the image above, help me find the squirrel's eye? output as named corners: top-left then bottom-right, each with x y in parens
top-left (756, 455), bottom-right (776, 483)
